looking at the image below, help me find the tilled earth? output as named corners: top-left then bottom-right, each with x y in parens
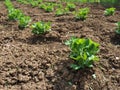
top-left (0, 1), bottom-right (120, 90)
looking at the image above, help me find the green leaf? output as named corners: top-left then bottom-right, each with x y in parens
top-left (104, 7), bottom-right (116, 16)
top-left (65, 37), bottom-right (100, 70)
top-left (116, 30), bottom-right (120, 34)
top-left (74, 8), bottom-right (89, 20)
top-left (31, 21), bottom-right (51, 35)
top-left (70, 64), bottom-right (81, 70)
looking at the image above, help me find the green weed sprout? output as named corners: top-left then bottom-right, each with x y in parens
top-left (31, 21), bottom-right (51, 35)
top-left (104, 7), bottom-right (116, 16)
top-left (115, 22), bottom-right (120, 34)
top-left (65, 37), bottom-right (100, 70)
top-left (74, 8), bottom-right (89, 20)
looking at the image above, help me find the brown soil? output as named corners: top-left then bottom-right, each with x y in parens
top-left (0, 1), bottom-right (120, 90)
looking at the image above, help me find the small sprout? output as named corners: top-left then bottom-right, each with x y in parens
top-left (65, 37), bottom-right (100, 70)
top-left (18, 16), bottom-right (31, 29)
top-left (115, 22), bottom-right (120, 34)
top-left (74, 8), bottom-right (89, 21)
top-left (104, 7), bottom-right (116, 16)
top-left (68, 81), bottom-right (72, 85)
top-left (31, 21), bottom-right (51, 35)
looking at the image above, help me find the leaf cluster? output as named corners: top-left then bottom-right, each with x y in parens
top-left (104, 7), bottom-right (116, 16)
top-left (65, 37), bottom-right (100, 70)
top-left (5, 0), bottom-right (14, 9)
top-left (55, 4), bottom-right (70, 16)
top-left (17, 0), bottom-right (42, 5)
top-left (74, 8), bottom-right (89, 20)
top-left (66, 2), bottom-right (76, 11)
top-left (5, 0), bottom-right (31, 29)
top-left (31, 21), bottom-right (51, 35)
top-left (8, 9), bottom-right (23, 20)
top-left (18, 16), bottom-right (31, 29)
top-left (115, 22), bottom-right (120, 34)
top-left (39, 3), bottom-right (55, 12)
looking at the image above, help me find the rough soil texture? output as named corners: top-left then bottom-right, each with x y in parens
top-left (0, 1), bottom-right (120, 90)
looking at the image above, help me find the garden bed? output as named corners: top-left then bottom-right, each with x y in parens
top-left (0, 0), bottom-right (120, 90)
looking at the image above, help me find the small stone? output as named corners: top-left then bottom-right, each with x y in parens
top-left (71, 85), bottom-right (77, 90)
top-left (34, 76), bottom-right (39, 82)
top-left (116, 57), bottom-right (119, 60)
top-left (46, 69), bottom-right (54, 77)
top-left (38, 71), bottom-right (44, 80)
top-left (18, 74), bottom-right (30, 82)
top-left (92, 74), bottom-right (96, 79)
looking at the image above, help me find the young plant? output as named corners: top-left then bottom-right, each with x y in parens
top-left (17, 0), bottom-right (29, 4)
top-left (65, 37), bottom-right (100, 70)
top-left (66, 2), bottom-right (76, 11)
top-left (104, 7), bottom-right (116, 16)
top-left (18, 16), bottom-right (31, 29)
top-left (30, 1), bottom-right (39, 7)
top-left (64, 7), bottom-right (70, 14)
top-left (5, 0), bottom-right (14, 9)
top-left (37, 0), bottom-right (43, 3)
top-left (74, 8), bottom-right (89, 21)
top-left (55, 8), bottom-right (65, 16)
top-left (39, 3), bottom-right (54, 12)
top-left (115, 22), bottom-right (120, 34)
top-left (55, 7), bottom-right (69, 16)
top-left (8, 9), bottom-right (23, 20)
top-left (31, 21), bottom-right (51, 35)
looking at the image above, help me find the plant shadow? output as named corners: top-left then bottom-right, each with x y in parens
top-left (15, 35), bottom-right (61, 45)
top-left (52, 59), bottom-right (95, 90)
top-left (110, 33), bottom-right (120, 45)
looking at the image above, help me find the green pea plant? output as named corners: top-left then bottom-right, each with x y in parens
top-left (18, 16), bottom-right (31, 29)
top-left (17, 0), bottom-right (29, 4)
top-left (30, 1), bottom-right (39, 7)
top-left (65, 37), bottom-right (100, 70)
top-left (73, 8), bottom-right (89, 21)
top-left (55, 8), bottom-right (65, 16)
top-left (104, 7), bottom-right (116, 16)
top-left (31, 21), bottom-right (51, 35)
top-left (5, 0), bottom-right (14, 9)
top-left (17, 0), bottom-right (43, 6)
top-left (8, 8), bottom-right (23, 20)
top-left (39, 3), bottom-right (54, 12)
top-left (115, 22), bottom-right (120, 34)
top-left (55, 5), bottom-right (70, 16)
top-left (66, 2), bottom-right (76, 11)
top-left (30, 0), bottom-right (43, 7)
